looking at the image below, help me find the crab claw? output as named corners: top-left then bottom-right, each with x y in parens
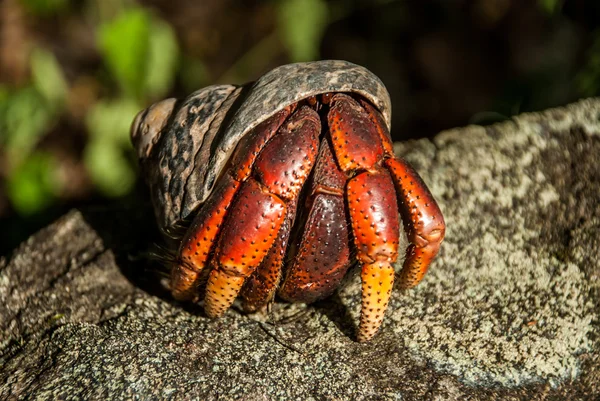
top-left (346, 168), bottom-right (400, 342)
top-left (385, 157), bottom-right (445, 288)
top-left (359, 261), bottom-right (395, 342)
top-left (204, 106), bottom-right (321, 317)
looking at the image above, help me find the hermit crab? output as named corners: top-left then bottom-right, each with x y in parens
top-left (131, 60), bottom-right (445, 342)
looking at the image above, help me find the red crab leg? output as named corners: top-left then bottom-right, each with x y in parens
top-left (347, 169), bottom-right (400, 342)
top-left (172, 175), bottom-right (240, 300)
top-left (328, 93), bottom-right (401, 342)
top-left (172, 107), bottom-right (294, 301)
top-left (358, 98), bottom-right (394, 156)
top-left (278, 139), bottom-right (351, 303)
top-left (359, 99), bottom-right (446, 288)
top-left (385, 157), bottom-right (445, 288)
top-left (204, 106), bottom-right (321, 317)
top-left (240, 198), bottom-right (297, 312)
top-left (204, 179), bottom-right (286, 317)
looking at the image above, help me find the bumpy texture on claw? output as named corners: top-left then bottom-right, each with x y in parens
top-left (173, 175), bottom-right (240, 301)
top-left (204, 179), bottom-right (286, 317)
top-left (204, 106), bottom-right (321, 317)
top-left (328, 94), bottom-right (384, 172)
top-left (347, 169), bottom-right (400, 342)
top-left (358, 262), bottom-right (395, 342)
top-left (328, 93), bottom-right (402, 341)
top-left (278, 139), bottom-right (351, 303)
top-left (240, 201), bottom-right (297, 312)
top-left (385, 158), bottom-right (446, 289)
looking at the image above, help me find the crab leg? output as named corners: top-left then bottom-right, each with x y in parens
top-left (361, 96), bottom-right (446, 288)
top-left (172, 175), bottom-right (240, 300)
top-left (385, 157), bottom-right (445, 288)
top-left (204, 106), bottom-right (321, 317)
top-left (240, 198), bottom-right (297, 312)
top-left (204, 180), bottom-right (286, 317)
top-left (328, 93), bottom-right (401, 342)
top-left (278, 139), bottom-right (351, 303)
top-left (172, 107), bottom-right (294, 301)
top-left (347, 169), bottom-right (400, 342)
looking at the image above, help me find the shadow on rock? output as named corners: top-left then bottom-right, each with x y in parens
top-left (78, 197), bottom-right (176, 306)
top-left (78, 195), bottom-right (371, 338)
top-left (312, 291), bottom-right (358, 340)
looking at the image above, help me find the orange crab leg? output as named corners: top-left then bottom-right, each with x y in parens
top-left (230, 105), bottom-right (296, 181)
top-left (204, 106), bottom-right (321, 317)
top-left (173, 175), bottom-right (240, 301)
top-left (171, 106), bottom-right (295, 300)
top-left (358, 96), bottom-right (446, 289)
top-left (358, 98), bottom-right (394, 155)
top-left (328, 93), bottom-right (401, 342)
top-left (347, 169), bottom-right (400, 342)
top-left (172, 106), bottom-right (294, 301)
top-left (240, 199), bottom-right (297, 312)
top-left (328, 95), bottom-right (384, 172)
top-left (204, 179), bottom-right (286, 317)
top-left (385, 157), bottom-right (445, 288)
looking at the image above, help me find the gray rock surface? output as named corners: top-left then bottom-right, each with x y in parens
top-left (1, 99), bottom-right (599, 400)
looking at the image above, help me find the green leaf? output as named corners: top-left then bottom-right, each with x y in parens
top-left (144, 18), bottom-right (179, 99)
top-left (98, 8), bottom-right (150, 98)
top-left (84, 98), bottom-right (138, 197)
top-left (0, 85), bottom-right (8, 103)
top-left (6, 151), bottom-right (59, 215)
top-left (0, 87), bottom-right (52, 166)
top-left (84, 137), bottom-right (135, 197)
top-left (30, 47), bottom-right (68, 108)
top-left (277, 0), bottom-right (329, 62)
top-left (85, 97), bottom-right (140, 145)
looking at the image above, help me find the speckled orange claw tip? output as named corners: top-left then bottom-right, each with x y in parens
top-left (358, 262), bottom-right (395, 342)
top-left (204, 268), bottom-right (246, 318)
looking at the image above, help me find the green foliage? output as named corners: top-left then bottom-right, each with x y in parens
top-left (0, 47), bottom-right (68, 214)
top-left (2, 4), bottom-right (182, 214)
top-left (98, 8), bottom-right (151, 99)
top-left (276, 0), bottom-right (329, 62)
top-left (98, 7), bottom-right (179, 101)
top-left (144, 19), bottom-right (180, 99)
top-left (0, 47), bottom-right (66, 163)
top-left (91, 7), bottom-right (179, 197)
top-left (30, 47), bottom-right (68, 109)
top-left (6, 151), bottom-right (59, 215)
top-left (84, 98), bottom-right (139, 197)
top-left (84, 137), bottom-right (136, 198)
top-left (0, 86), bottom-right (51, 165)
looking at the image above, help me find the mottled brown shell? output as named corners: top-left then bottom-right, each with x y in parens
top-left (131, 60), bottom-right (392, 234)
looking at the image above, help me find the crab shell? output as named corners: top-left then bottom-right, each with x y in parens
top-left (131, 60), bottom-right (391, 236)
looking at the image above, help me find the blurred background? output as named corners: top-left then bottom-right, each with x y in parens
top-left (1, 0), bottom-right (599, 256)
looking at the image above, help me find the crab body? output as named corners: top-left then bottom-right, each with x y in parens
top-left (131, 61), bottom-right (445, 342)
